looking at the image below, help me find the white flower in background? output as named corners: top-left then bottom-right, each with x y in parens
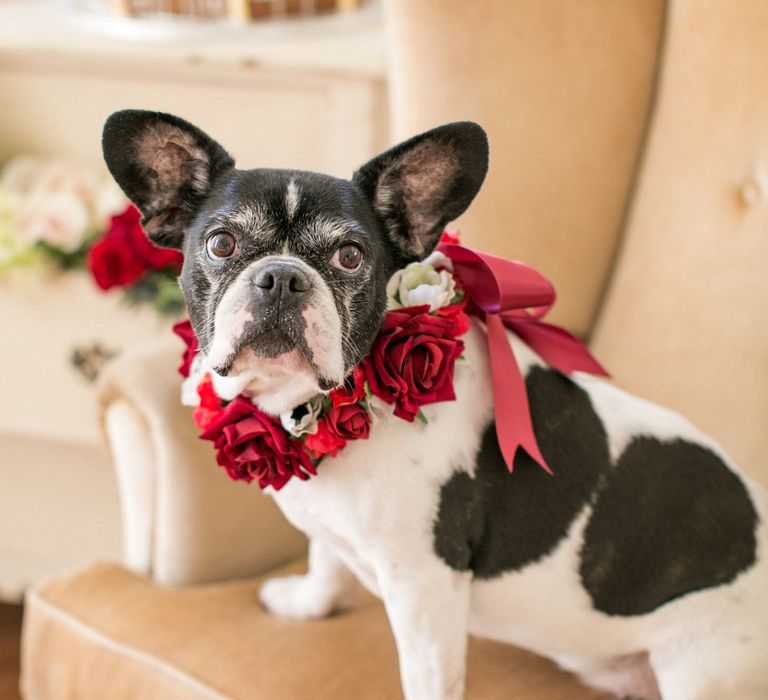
top-left (16, 190), bottom-right (90, 252)
top-left (386, 259), bottom-right (457, 312)
top-left (0, 157), bottom-right (128, 255)
top-left (280, 396), bottom-right (324, 437)
top-left (33, 160), bottom-right (99, 202)
top-left (93, 178), bottom-right (128, 228)
top-left (0, 157), bottom-right (45, 195)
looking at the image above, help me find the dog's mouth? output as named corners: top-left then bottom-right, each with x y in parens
top-left (211, 324), bottom-right (339, 392)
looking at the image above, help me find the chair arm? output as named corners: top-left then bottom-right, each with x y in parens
top-left (97, 338), bottom-right (307, 587)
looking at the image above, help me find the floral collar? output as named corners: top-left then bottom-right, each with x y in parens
top-left (174, 232), bottom-right (607, 491)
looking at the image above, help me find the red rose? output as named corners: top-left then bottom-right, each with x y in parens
top-left (435, 302), bottom-right (471, 337)
top-left (88, 205), bottom-right (183, 290)
top-left (440, 230), bottom-right (461, 245)
top-left (173, 319), bottom-right (198, 378)
top-left (200, 396), bottom-right (316, 490)
top-left (328, 365), bottom-right (366, 408)
top-left (303, 394), bottom-right (371, 458)
top-left (326, 402), bottom-right (371, 441)
top-left (304, 419), bottom-right (346, 458)
top-left (364, 306), bottom-right (464, 421)
top-left (192, 374), bottom-right (223, 430)
top-left (88, 231), bottom-right (147, 289)
top-left (113, 205), bottom-right (184, 271)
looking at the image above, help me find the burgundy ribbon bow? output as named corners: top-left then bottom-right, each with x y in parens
top-left (438, 242), bottom-right (609, 475)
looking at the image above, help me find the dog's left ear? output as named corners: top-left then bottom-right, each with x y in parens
top-left (102, 110), bottom-right (234, 248)
top-left (352, 122), bottom-right (488, 260)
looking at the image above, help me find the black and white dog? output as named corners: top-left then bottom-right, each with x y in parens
top-left (103, 110), bottom-right (768, 700)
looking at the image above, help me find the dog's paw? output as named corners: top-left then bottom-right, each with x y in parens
top-left (259, 575), bottom-right (336, 620)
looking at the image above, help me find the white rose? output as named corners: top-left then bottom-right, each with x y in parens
top-left (16, 190), bottom-right (90, 252)
top-left (280, 396), bottom-right (324, 437)
top-left (421, 250), bottom-right (453, 272)
top-left (386, 260), bottom-right (457, 312)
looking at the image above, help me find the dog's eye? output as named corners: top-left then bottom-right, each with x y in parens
top-left (331, 243), bottom-right (363, 272)
top-left (206, 231), bottom-right (237, 259)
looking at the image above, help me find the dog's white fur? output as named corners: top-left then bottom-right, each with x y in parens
top-left (208, 255), bottom-right (345, 414)
top-left (251, 322), bottom-right (768, 700)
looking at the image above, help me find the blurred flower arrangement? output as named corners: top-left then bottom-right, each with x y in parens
top-left (0, 156), bottom-right (185, 316)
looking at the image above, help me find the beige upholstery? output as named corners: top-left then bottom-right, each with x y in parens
top-left (21, 561), bottom-right (608, 700)
top-left (21, 2), bottom-right (768, 699)
top-left (386, 0), bottom-right (665, 336)
top-left (591, 0), bottom-right (768, 485)
top-left (97, 340), bottom-right (307, 587)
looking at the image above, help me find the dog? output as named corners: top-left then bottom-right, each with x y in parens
top-left (103, 110), bottom-right (768, 700)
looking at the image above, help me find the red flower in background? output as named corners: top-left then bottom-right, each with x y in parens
top-left (364, 305), bottom-right (464, 421)
top-left (88, 230), bottom-right (146, 289)
top-left (200, 396), bottom-right (316, 491)
top-left (88, 205), bottom-right (183, 290)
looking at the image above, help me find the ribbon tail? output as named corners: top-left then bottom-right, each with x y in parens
top-left (486, 314), bottom-right (553, 475)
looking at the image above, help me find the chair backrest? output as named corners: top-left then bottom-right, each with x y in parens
top-left (591, 0), bottom-right (768, 482)
top-left (385, 0), bottom-right (666, 338)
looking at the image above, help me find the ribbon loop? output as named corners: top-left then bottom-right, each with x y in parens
top-left (438, 241), bottom-right (608, 474)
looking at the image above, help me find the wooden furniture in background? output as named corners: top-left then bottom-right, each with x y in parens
top-left (83, 0), bottom-right (366, 21)
top-left (0, 604), bottom-right (22, 700)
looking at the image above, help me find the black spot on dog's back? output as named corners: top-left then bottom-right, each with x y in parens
top-left (434, 367), bottom-right (609, 577)
top-left (580, 437), bottom-right (758, 616)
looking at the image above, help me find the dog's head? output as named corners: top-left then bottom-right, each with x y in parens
top-left (102, 110), bottom-right (488, 414)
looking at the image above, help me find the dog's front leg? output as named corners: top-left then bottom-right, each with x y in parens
top-left (377, 561), bottom-right (472, 700)
top-left (259, 537), bottom-right (358, 619)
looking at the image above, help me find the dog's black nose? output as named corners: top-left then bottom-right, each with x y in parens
top-left (253, 262), bottom-right (311, 306)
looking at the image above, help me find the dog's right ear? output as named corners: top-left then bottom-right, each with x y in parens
top-left (102, 110), bottom-right (234, 248)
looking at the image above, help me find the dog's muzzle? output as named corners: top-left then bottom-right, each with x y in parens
top-left (207, 255), bottom-right (345, 393)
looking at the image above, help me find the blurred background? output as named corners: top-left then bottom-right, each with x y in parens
top-left (0, 1), bottom-right (767, 696)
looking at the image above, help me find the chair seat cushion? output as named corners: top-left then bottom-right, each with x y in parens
top-left (21, 561), bottom-right (607, 699)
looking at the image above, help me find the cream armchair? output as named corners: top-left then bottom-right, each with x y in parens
top-left (98, 338), bottom-right (308, 588)
top-left (20, 2), bottom-right (768, 698)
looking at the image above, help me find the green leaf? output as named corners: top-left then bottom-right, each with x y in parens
top-left (122, 269), bottom-right (185, 317)
top-left (34, 239), bottom-right (90, 271)
top-left (416, 409), bottom-right (428, 424)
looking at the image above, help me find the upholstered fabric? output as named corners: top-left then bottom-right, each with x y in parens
top-left (385, 0), bottom-right (665, 337)
top-left (21, 561), bottom-right (608, 700)
top-left (97, 340), bottom-right (307, 587)
top-left (591, 0), bottom-right (768, 486)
